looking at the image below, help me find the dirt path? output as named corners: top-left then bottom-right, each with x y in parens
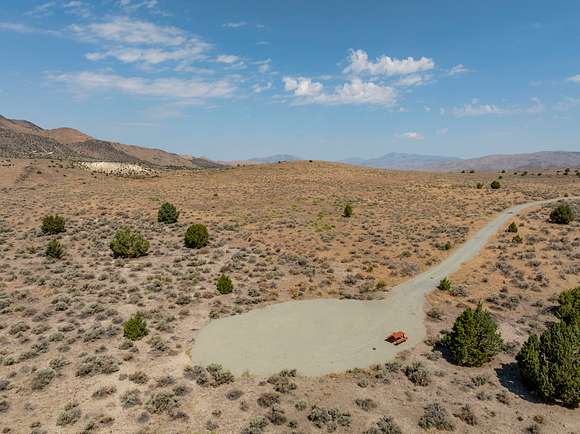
top-left (190, 197), bottom-right (576, 376)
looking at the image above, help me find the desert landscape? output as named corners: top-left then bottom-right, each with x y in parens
top-left (0, 156), bottom-right (578, 434)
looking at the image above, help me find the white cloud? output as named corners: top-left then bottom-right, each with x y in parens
top-left (86, 42), bottom-right (210, 64)
top-left (283, 76), bottom-right (323, 97)
top-left (25, 1), bottom-right (92, 18)
top-left (436, 127), bottom-right (449, 135)
top-left (252, 82), bottom-right (272, 93)
top-left (397, 132), bottom-right (424, 140)
top-left (62, 1), bottom-right (92, 18)
top-left (255, 59), bottom-right (272, 73)
top-left (50, 71), bottom-right (236, 99)
top-left (0, 22), bottom-right (60, 36)
top-left (71, 17), bottom-right (187, 46)
top-left (344, 49), bottom-right (434, 76)
top-left (283, 77), bottom-right (397, 106)
top-left (222, 21), bottom-right (247, 28)
top-left (451, 98), bottom-right (544, 117)
top-left (215, 55), bottom-right (240, 64)
top-left (448, 64), bottom-right (469, 76)
top-left (393, 74), bottom-right (431, 87)
top-left (119, 0), bottom-right (158, 11)
top-left (554, 97), bottom-right (580, 112)
top-left (567, 74), bottom-right (580, 83)
top-left (25, 2), bottom-right (57, 17)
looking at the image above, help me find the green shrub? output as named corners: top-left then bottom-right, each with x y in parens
top-left (476, 182), bottom-right (484, 189)
top-left (556, 286), bottom-right (580, 325)
top-left (517, 319), bottom-right (579, 407)
top-left (438, 241), bottom-right (452, 251)
top-left (364, 416), bottom-right (402, 434)
top-left (549, 204), bottom-right (574, 225)
top-left (110, 228), bottom-right (150, 258)
top-left (343, 203), bottom-right (353, 218)
top-left (418, 403), bottom-right (455, 431)
top-left (41, 214), bottom-right (65, 235)
top-left (216, 274), bottom-right (234, 294)
top-left (506, 222), bottom-right (518, 233)
top-left (443, 303), bottom-right (503, 367)
top-left (184, 224), bottom-right (209, 248)
top-left (438, 277), bottom-right (452, 291)
top-left (404, 362), bottom-right (432, 386)
top-left (123, 312), bottom-right (149, 341)
top-left (157, 202), bottom-right (179, 224)
top-left (512, 234), bottom-right (523, 244)
top-left (46, 239), bottom-right (64, 259)
top-left (490, 180), bottom-right (501, 189)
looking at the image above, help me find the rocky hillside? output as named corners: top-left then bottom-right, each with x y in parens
top-left (0, 114), bottom-right (224, 169)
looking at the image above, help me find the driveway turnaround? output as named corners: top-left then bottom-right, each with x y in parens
top-left (190, 198), bottom-right (574, 376)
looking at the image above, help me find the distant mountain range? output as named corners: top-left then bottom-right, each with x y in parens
top-left (342, 151), bottom-right (580, 171)
top-left (0, 115), bottom-right (223, 169)
top-left (2, 114), bottom-right (578, 172)
top-left (342, 152), bottom-right (460, 170)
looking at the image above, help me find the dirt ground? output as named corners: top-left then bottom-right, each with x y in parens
top-left (0, 158), bottom-right (578, 434)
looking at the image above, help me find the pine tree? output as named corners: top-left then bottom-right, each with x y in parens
top-left (444, 303), bottom-right (503, 367)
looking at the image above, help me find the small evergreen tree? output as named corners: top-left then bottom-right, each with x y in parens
top-left (157, 202), bottom-right (179, 224)
top-left (216, 274), bottom-right (234, 294)
top-left (438, 277), bottom-right (452, 291)
top-left (549, 204), bottom-right (575, 225)
top-left (45, 239), bottom-right (64, 259)
top-left (184, 224), bottom-right (209, 248)
top-left (506, 222), bottom-right (518, 233)
top-left (41, 215), bottom-right (65, 235)
top-left (490, 180), bottom-right (501, 189)
top-left (555, 286), bottom-right (580, 326)
top-left (443, 303), bottom-right (503, 367)
top-left (110, 228), bottom-right (150, 258)
top-left (517, 320), bottom-right (579, 407)
top-left (343, 203), bottom-right (353, 218)
top-left (123, 312), bottom-right (149, 341)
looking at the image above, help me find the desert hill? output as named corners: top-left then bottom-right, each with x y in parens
top-left (343, 151), bottom-right (580, 172)
top-left (0, 114), bottom-right (224, 169)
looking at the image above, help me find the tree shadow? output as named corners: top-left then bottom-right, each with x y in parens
top-left (432, 339), bottom-right (454, 364)
top-left (494, 362), bottom-right (544, 404)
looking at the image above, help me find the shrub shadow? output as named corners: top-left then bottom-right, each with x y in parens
top-left (495, 362), bottom-right (544, 404)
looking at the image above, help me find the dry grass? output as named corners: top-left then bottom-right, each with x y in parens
top-left (0, 158), bottom-right (578, 433)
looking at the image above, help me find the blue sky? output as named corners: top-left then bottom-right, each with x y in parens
top-left (1, 0), bottom-right (579, 160)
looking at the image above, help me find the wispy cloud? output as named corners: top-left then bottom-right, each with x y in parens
top-left (0, 21), bottom-right (60, 36)
top-left (451, 98), bottom-right (544, 117)
top-left (448, 64), bottom-right (469, 76)
top-left (393, 74), bottom-right (432, 87)
top-left (50, 71), bottom-right (236, 99)
top-left (85, 43), bottom-right (210, 65)
top-left (554, 96), bottom-right (580, 112)
top-left (252, 82), bottom-right (272, 93)
top-left (567, 74), bottom-right (580, 83)
top-left (344, 49), bottom-right (434, 76)
top-left (70, 17), bottom-right (187, 46)
top-left (397, 131), bottom-right (424, 140)
top-left (222, 21), bottom-right (247, 29)
top-left (118, 0), bottom-right (158, 11)
top-left (215, 55), bottom-right (241, 64)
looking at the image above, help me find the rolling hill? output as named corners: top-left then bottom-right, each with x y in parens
top-left (0, 114), bottom-right (224, 169)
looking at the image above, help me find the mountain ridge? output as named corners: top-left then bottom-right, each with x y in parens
top-left (0, 114), bottom-right (224, 169)
top-left (341, 151), bottom-right (580, 171)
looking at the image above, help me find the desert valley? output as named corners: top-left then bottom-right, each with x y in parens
top-left (0, 113), bottom-right (578, 433)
